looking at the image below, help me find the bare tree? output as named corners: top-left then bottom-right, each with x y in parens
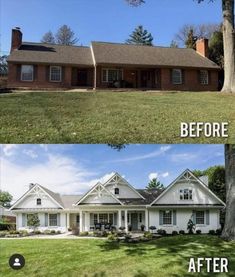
top-left (55, 25), bottom-right (78, 45)
top-left (41, 31), bottom-right (55, 44)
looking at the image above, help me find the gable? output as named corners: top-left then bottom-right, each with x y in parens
top-left (104, 173), bottom-right (144, 199)
top-left (151, 170), bottom-right (224, 206)
top-left (11, 185), bottom-right (63, 209)
top-left (76, 183), bottom-right (122, 205)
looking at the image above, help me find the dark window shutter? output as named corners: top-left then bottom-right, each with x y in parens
top-left (192, 210), bottom-right (196, 224)
top-left (17, 65), bottom-right (21, 81)
top-left (208, 71), bottom-right (211, 85)
top-left (62, 66), bottom-right (65, 83)
top-left (22, 213), bottom-right (26, 227)
top-left (57, 214), bottom-right (60, 226)
top-left (45, 213), bottom-right (48, 226)
top-left (34, 65), bottom-right (38, 81)
top-left (159, 210), bottom-right (163, 225)
top-left (181, 69), bottom-right (185, 84)
top-left (170, 69), bottom-right (173, 84)
top-left (46, 66), bottom-right (50, 82)
top-left (198, 70), bottom-right (201, 84)
top-left (173, 210), bottom-right (177, 225)
top-left (206, 210), bottom-right (210, 225)
top-left (114, 213), bottom-right (117, 225)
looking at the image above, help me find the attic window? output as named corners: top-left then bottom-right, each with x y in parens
top-left (36, 198), bottom-right (41, 205)
top-left (180, 189), bottom-right (192, 200)
top-left (114, 188), bottom-right (119, 195)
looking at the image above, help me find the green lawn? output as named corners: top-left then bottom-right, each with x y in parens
top-left (0, 91), bottom-right (235, 143)
top-left (0, 235), bottom-right (234, 277)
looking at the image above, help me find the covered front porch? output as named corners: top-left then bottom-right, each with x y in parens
top-left (66, 209), bottom-right (149, 232)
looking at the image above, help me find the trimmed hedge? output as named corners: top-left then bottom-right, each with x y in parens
top-left (0, 223), bottom-right (16, 231)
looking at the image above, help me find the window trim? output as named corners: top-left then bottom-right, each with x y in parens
top-left (21, 65), bottom-right (34, 82)
top-left (195, 211), bottom-right (205, 225)
top-left (36, 198), bottom-right (41, 205)
top-left (162, 210), bottom-right (172, 225)
top-left (172, 69), bottom-right (182, 85)
top-left (49, 213), bottom-right (58, 227)
top-left (92, 213), bottom-right (114, 225)
top-left (50, 66), bottom-right (62, 82)
top-left (180, 188), bottom-right (193, 200)
top-left (199, 70), bottom-right (209, 85)
top-left (102, 68), bottom-right (123, 83)
top-left (114, 188), bottom-right (119, 195)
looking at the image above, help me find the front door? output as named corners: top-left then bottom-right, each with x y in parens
top-left (77, 70), bottom-right (88, 86)
top-left (140, 70), bottom-right (154, 88)
top-left (131, 213), bottom-right (138, 230)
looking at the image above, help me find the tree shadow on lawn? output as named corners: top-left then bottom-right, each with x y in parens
top-left (98, 235), bottom-right (235, 277)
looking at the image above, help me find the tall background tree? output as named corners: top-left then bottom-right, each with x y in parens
top-left (222, 145), bottom-right (235, 241)
top-left (41, 25), bottom-right (78, 45)
top-left (126, 0), bottom-right (235, 93)
top-left (41, 31), bottom-right (55, 44)
top-left (126, 25), bottom-right (154, 45)
top-left (0, 55), bottom-right (8, 76)
top-left (0, 190), bottom-right (13, 207)
top-left (146, 178), bottom-right (164, 190)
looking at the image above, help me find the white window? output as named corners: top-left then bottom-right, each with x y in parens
top-left (49, 214), bottom-right (57, 226)
top-left (196, 211), bottom-right (205, 224)
top-left (180, 189), bottom-right (193, 200)
top-left (199, 70), bottom-right (209, 85)
top-left (93, 213), bottom-right (114, 225)
top-left (21, 65), bottom-right (33, 81)
top-left (172, 69), bottom-right (182, 84)
top-left (102, 69), bottom-right (123, 83)
top-left (163, 210), bottom-right (172, 225)
top-left (50, 66), bottom-right (62, 82)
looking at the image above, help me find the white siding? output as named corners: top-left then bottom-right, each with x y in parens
top-left (149, 208), bottom-right (221, 234)
top-left (83, 194), bottom-right (119, 204)
top-left (15, 195), bottom-right (60, 209)
top-left (156, 180), bottom-right (221, 205)
top-left (105, 183), bottom-right (141, 198)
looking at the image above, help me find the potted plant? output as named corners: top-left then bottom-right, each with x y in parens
top-left (140, 224), bottom-right (145, 231)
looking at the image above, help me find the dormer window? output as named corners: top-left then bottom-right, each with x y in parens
top-left (114, 188), bottom-right (119, 195)
top-left (36, 198), bottom-right (41, 205)
top-left (180, 189), bottom-right (192, 200)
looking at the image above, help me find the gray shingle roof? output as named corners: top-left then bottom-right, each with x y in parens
top-left (60, 195), bottom-right (82, 209)
top-left (40, 185), bottom-right (64, 208)
top-left (8, 42), bottom-right (93, 66)
top-left (91, 42), bottom-right (220, 69)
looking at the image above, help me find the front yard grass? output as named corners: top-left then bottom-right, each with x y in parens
top-left (0, 91), bottom-right (235, 143)
top-left (0, 235), bottom-right (235, 277)
top-left (0, 235), bottom-right (234, 277)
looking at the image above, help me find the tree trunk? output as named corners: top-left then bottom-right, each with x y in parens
top-left (221, 0), bottom-right (235, 93)
top-left (221, 145), bottom-right (235, 240)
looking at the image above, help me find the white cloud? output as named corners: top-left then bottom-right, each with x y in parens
top-left (148, 172), bottom-right (158, 180)
top-left (0, 154), bottom-right (99, 202)
top-left (2, 144), bottom-right (18, 157)
top-left (23, 149), bottom-right (38, 159)
top-left (161, 172), bottom-right (169, 178)
top-left (170, 153), bottom-right (197, 162)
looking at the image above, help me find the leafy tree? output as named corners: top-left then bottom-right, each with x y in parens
top-left (126, 0), bottom-right (235, 93)
top-left (222, 145), bottom-right (235, 241)
top-left (27, 214), bottom-right (40, 231)
top-left (209, 28), bottom-right (224, 68)
top-left (41, 31), bottom-right (55, 44)
top-left (55, 25), bottom-right (78, 45)
top-left (0, 55), bottom-right (8, 75)
top-left (193, 165), bottom-right (226, 202)
top-left (0, 190), bottom-right (13, 207)
top-left (146, 178), bottom-right (164, 190)
top-left (126, 25), bottom-right (154, 46)
top-left (108, 144), bottom-right (127, 151)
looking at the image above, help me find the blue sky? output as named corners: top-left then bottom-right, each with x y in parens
top-left (1, 0), bottom-right (221, 54)
top-left (0, 144), bottom-right (224, 201)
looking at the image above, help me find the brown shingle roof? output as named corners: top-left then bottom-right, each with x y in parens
top-left (8, 42), bottom-right (93, 66)
top-left (91, 41), bottom-right (220, 69)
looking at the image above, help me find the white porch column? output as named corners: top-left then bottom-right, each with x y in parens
top-left (79, 211), bottom-right (83, 232)
top-left (145, 210), bottom-right (149, 231)
top-left (125, 210), bottom-right (128, 232)
top-left (66, 213), bottom-right (70, 229)
top-left (118, 210), bottom-right (122, 228)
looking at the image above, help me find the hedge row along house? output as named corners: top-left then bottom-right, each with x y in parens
top-left (7, 28), bottom-right (220, 91)
top-left (9, 169), bottom-right (225, 233)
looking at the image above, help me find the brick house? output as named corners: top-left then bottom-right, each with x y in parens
top-left (8, 28), bottom-right (220, 91)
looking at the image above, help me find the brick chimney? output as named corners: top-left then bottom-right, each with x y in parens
top-left (11, 27), bottom-right (22, 53)
top-left (196, 38), bottom-right (209, 58)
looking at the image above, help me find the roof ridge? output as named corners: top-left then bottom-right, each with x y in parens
top-left (22, 41), bottom-right (90, 48)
